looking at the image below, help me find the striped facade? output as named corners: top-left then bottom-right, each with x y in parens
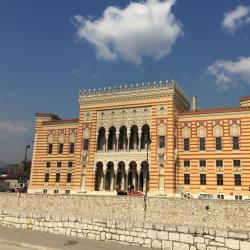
top-left (29, 81), bottom-right (250, 199)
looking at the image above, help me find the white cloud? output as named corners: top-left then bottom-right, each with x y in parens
top-left (72, 0), bottom-right (183, 65)
top-left (207, 57), bottom-right (250, 90)
top-left (222, 5), bottom-right (250, 34)
top-left (0, 121), bottom-right (31, 135)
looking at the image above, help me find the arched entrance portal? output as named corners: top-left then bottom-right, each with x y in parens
top-left (105, 162), bottom-right (114, 191)
top-left (117, 161), bottom-right (126, 191)
top-left (128, 161), bottom-right (138, 191)
top-left (95, 162), bottom-right (103, 191)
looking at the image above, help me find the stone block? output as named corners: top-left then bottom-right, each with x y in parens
top-left (147, 229), bottom-right (157, 239)
top-left (134, 237), bottom-right (144, 245)
top-left (228, 231), bottom-right (248, 240)
top-left (225, 238), bottom-right (239, 249)
top-left (180, 233), bottom-right (193, 244)
top-left (169, 232), bottom-right (180, 241)
top-left (152, 239), bottom-right (161, 249)
top-left (240, 241), bottom-right (250, 250)
top-left (177, 225), bottom-right (189, 233)
top-left (173, 242), bottom-right (189, 250)
top-left (126, 235), bottom-right (133, 243)
top-left (162, 240), bottom-right (172, 250)
top-left (157, 231), bottom-right (168, 240)
top-left (194, 236), bottom-right (204, 243)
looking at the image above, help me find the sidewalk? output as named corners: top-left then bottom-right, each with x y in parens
top-left (0, 226), bottom-right (142, 250)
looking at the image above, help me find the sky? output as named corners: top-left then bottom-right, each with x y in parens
top-left (0, 0), bottom-right (250, 163)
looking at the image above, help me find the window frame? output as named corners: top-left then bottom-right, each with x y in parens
top-left (44, 173), bottom-right (49, 182)
top-left (232, 136), bottom-right (240, 150)
top-left (234, 174), bottom-right (241, 186)
top-left (184, 160), bottom-right (190, 167)
top-left (69, 143), bottom-right (75, 154)
top-left (217, 174), bottom-right (224, 186)
top-left (48, 144), bottom-right (53, 154)
top-left (200, 174), bottom-right (206, 185)
top-left (58, 143), bottom-right (64, 154)
top-left (159, 136), bottom-right (165, 149)
top-left (184, 138), bottom-right (190, 151)
top-left (56, 173), bottom-right (61, 183)
top-left (215, 137), bottom-right (222, 150)
top-left (216, 160), bottom-right (223, 167)
top-left (199, 137), bottom-right (206, 151)
top-left (83, 139), bottom-right (89, 151)
top-left (67, 173), bottom-right (72, 183)
top-left (184, 174), bottom-right (190, 185)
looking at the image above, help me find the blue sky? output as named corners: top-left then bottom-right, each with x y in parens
top-left (0, 0), bottom-right (250, 163)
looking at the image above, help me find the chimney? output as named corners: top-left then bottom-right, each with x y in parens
top-left (192, 96), bottom-right (197, 111)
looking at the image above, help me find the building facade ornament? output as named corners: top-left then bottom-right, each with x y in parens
top-left (182, 127), bottom-right (191, 138)
top-left (213, 124), bottom-right (223, 137)
top-left (58, 133), bottom-right (65, 143)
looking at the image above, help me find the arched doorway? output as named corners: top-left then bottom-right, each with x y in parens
top-left (108, 127), bottom-right (116, 150)
top-left (141, 124), bottom-right (150, 149)
top-left (128, 161), bottom-right (138, 191)
top-left (105, 161), bottom-right (114, 191)
top-left (140, 161), bottom-right (148, 192)
top-left (95, 162), bottom-right (103, 191)
top-left (118, 126), bottom-right (127, 150)
top-left (130, 125), bottom-right (138, 150)
top-left (97, 127), bottom-right (105, 151)
top-left (117, 161), bottom-right (126, 190)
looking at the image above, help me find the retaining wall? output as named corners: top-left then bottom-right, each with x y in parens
top-left (0, 194), bottom-right (250, 249)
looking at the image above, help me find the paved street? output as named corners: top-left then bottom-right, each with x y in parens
top-left (0, 226), bottom-right (142, 250)
top-left (0, 244), bottom-right (30, 250)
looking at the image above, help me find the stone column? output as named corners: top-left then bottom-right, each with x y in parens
top-left (121, 171), bottom-right (125, 190)
top-left (132, 170), bottom-right (136, 188)
top-left (138, 129), bottom-right (142, 151)
top-left (125, 166), bottom-right (129, 190)
top-left (127, 133), bottom-right (130, 151)
top-left (103, 167), bottom-right (107, 191)
top-left (116, 133), bottom-right (119, 150)
top-left (143, 172), bottom-right (147, 193)
top-left (105, 133), bottom-right (109, 152)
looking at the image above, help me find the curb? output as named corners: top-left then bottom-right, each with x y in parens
top-left (0, 238), bottom-right (60, 250)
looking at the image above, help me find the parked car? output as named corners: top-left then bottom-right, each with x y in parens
top-left (198, 193), bottom-right (216, 199)
top-left (183, 193), bottom-right (193, 199)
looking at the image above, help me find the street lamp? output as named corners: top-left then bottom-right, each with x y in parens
top-left (22, 143), bottom-right (31, 188)
top-left (144, 137), bottom-right (151, 199)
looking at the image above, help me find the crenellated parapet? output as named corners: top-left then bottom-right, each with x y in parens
top-left (78, 80), bottom-right (190, 108)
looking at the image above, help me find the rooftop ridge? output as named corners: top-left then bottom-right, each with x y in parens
top-left (79, 80), bottom-right (189, 103)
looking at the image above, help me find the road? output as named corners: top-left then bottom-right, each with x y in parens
top-left (0, 226), bottom-right (142, 250)
top-left (0, 243), bottom-right (30, 250)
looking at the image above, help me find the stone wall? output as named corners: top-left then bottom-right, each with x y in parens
top-left (1, 212), bottom-right (250, 250)
top-left (1, 194), bottom-right (250, 249)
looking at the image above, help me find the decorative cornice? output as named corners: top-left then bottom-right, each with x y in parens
top-left (36, 112), bottom-right (61, 120)
top-left (78, 80), bottom-right (190, 107)
top-left (180, 106), bottom-right (250, 116)
top-left (43, 118), bottom-right (79, 125)
top-left (240, 96), bottom-right (250, 102)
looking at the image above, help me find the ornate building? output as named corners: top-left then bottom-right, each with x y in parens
top-left (29, 81), bottom-right (250, 200)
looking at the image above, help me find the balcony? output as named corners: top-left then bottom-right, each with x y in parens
top-left (94, 149), bottom-right (150, 164)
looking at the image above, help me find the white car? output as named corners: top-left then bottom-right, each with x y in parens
top-left (198, 193), bottom-right (216, 199)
